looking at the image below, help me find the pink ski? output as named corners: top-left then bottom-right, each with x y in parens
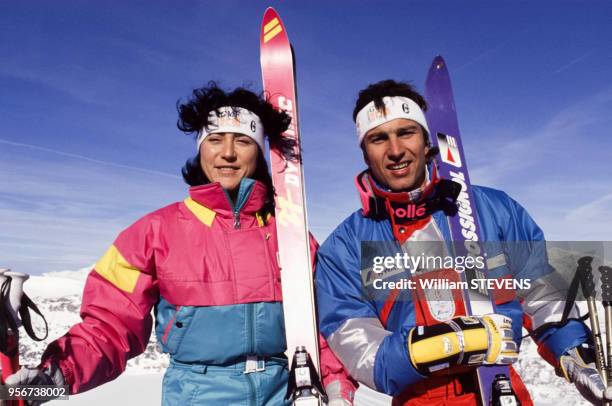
top-left (260, 7), bottom-right (325, 405)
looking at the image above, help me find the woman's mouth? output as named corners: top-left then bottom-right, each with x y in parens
top-left (216, 166), bottom-right (240, 174)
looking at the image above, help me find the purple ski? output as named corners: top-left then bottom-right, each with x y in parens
top-left (425, 55), bottom-right (518, 406)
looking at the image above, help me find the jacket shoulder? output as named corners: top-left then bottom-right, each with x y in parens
top-left (472, 184), bottom-right (511, 202)
top-left (472, 185), bottom-right (518, 214)
top-left (471, 185), bottom-right (543, 240)
top-left (119, 201), bottom-right (184, 236)
top-left (321, 209), bottom-right (366, 242)
top-left (319, 209), bottom-right (376, 259)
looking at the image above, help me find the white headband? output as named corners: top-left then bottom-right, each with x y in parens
top-left (196, 106), bottom-right (264, 151)
top-left (355, 96), bottom-right (430, 144)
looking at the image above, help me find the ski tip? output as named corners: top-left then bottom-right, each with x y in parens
top-left (261, 7), bottom-right (288, 45)
top-left (425, 54), bottom-right (454, 102)
top-left (263, 7), bottom-right (278, 20)
top-left (431, 55), bottom-right (446, 71)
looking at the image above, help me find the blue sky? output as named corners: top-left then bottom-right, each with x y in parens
top-left (1, 1), bottom-right (611, 274)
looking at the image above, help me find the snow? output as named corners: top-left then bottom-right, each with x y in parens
top-left (47, 372), bottom-right (163, 405)
top-left (15, 249), bottom-right (606, 405)
top-left (26, 266), bottom-right (90, 299)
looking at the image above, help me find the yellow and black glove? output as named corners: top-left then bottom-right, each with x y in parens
top-left (408, 314), bottom-right (518, 375)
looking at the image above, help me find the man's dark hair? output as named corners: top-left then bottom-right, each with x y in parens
top-left (177, 81), bottom-right (295, 211)
top-left (353, 79), bottom-right (437, 164)
top-left (352, 79), bottom-right (428, 122)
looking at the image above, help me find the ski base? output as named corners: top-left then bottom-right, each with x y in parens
top-left (286, 346), bottom-right (327, 405)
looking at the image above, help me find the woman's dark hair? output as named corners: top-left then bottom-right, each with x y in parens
top-left (177, 81), bottom-right (295, 212)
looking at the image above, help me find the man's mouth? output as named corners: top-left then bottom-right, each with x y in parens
top-left (387, 161), bottom-right (411, 171)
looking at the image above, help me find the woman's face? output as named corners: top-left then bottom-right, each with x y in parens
top-left (199, 132), bottom-right (259, 192)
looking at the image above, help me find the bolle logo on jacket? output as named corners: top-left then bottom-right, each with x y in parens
top-left (393, 203), bottom-right (427, 219)
top-left (449, 170), bottom-right (478, 242)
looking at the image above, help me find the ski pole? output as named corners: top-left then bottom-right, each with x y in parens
top-left (0, 268), bottom-right (28, 406)
top-left (600, 265), bottom-right (612, 390)
top-left (577, 257), bottom-right (608, 397)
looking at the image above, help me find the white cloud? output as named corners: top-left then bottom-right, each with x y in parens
top-left (469, 86), bottom-right (612, 240)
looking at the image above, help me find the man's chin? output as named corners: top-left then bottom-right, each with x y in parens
top-left (388, 180), bottom-right (418, 193)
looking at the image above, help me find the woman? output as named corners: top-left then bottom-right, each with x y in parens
top-left (6, 83), bottom-right (355, 405)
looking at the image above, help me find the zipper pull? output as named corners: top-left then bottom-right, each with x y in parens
top-left (233, 211), bottom-right (241, 229)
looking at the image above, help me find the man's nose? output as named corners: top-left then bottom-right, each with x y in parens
top-left (387, 136), bottom-right (404, 159)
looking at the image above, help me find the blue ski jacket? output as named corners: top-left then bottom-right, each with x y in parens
top-left (315, 171), bottom-right (590, 396)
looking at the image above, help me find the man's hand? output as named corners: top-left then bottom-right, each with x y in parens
top-left (560, 344), bottom-right (612, 405)
top-left (408, 314), bottom-right (518, 375)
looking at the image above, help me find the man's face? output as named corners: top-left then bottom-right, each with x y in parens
top-left (362, 118), bottom-right (429, 192)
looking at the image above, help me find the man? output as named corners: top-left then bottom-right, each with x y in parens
top-left (315, 79), bottom-right (610, 405)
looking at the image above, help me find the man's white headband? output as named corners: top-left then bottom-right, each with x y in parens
top-left (355, 96), bottom-right (430, 144)
top-left (197, 106), bottom-right (264, 151)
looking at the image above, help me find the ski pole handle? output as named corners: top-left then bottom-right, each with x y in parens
top-left (579, 257), bottom-right (596, 299)
top-left (2, 271), bottom-right (29, 328)
top-left (0, 268), bottom-right (26, 406)
top-left (600, 265), bottom-right (612, 386)
top-left (577, 257), bottom-right (608, 387)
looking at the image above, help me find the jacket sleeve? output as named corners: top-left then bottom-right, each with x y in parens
top-left (492, 191), bottom-right (590, 367)
top-left (309, 234), bottom-right (358, 403)
top-left (40, 214), bottom-right (160, 394)
top-left (315, 223), bottom-right (425, 396)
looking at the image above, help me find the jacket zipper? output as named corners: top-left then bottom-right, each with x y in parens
top-left (233, 211), bottom-right (241, 229)
top-left (246, 303), bottom-right (257, 405)
top-left (246, 303), bottom-right (255, 354)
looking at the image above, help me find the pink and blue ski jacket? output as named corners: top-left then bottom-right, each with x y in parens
top-left (41, 179), bottom-right (355, 405)
top-left (315, 171), bottom-right (590, 396)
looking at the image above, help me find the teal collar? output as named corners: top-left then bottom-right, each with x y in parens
top-left (224, 178), bottom-right (256, 214)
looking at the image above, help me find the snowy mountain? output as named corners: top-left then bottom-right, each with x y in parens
top-left (20, 266), bottom-right (169, 372)
top-left (14, 246), bottom-right (607, 405)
